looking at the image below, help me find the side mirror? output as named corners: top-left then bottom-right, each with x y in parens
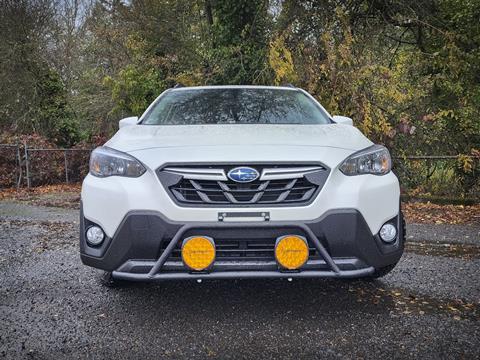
top-left (332, 115), bottom-right (353, 126)
top-left (119, 116), bottom-right (139, 129)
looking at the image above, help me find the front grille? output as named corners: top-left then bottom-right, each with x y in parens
top-left (172, 177), bottom-right (316, 204)
top-left (157, 164), bottom-right (329, 207)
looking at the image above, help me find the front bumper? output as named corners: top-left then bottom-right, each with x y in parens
top-left (81, 167), bottom-right (400, 239)
top-left (80, 207), bottom-right (404, 281)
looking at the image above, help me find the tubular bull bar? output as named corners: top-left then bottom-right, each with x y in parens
top-left (111, 221), bottom-right (375, 281)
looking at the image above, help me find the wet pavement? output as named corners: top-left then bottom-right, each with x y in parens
top-left (0, 200), bottom-right (479, 359)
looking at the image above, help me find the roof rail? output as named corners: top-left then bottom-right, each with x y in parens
top-left (281, 83), bottom-right (296, 88)
top-left (173, 83), bottom-right (185, 88)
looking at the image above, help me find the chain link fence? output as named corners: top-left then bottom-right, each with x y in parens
top-left (0, 143), bottom-right (92, 188)
top-left (1, 143), bottom-right (478, 200)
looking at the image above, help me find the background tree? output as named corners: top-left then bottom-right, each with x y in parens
top-left (0, 0), bottom-right (478, 195)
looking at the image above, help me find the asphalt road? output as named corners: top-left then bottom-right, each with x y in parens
top-left (0, 201), bottom-right (479, 359)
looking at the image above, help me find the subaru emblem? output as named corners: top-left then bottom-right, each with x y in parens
top-left (227, 167), bottom-right (260, 183)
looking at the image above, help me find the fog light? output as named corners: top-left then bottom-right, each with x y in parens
top-left (275, 235), bottom-right (309, 270)
top-left (181, 236), bottom-right (215, 271)
top-left (86, 226), bottom-right (104, 246)
top-left (379, 223), bottom-right (397, 243)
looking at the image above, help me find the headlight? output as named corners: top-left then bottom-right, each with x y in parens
top-left (340, 145), bottom-right (391, 176)
top-left (89, 146), bottom-right (146, 178)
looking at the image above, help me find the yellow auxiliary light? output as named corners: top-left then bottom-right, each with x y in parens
top-left (275, 235), bottom-right (309, 270)
top-left (181, 236), bottom-right (216, 271)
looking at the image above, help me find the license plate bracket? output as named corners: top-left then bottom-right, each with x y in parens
top-left (218, 211), bottom-right (270, 222)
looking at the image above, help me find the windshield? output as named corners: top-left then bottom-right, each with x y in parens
top-left (141, 88), bottom-right (331, 125)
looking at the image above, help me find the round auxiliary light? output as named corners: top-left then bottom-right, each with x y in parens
top-left (275, 235), bottom-right (309, 270)
top-left (86, 226), bottom-right (105, 246)
top-left (379, 223), bottom-right (397, 243)
top-left (181, 236), bottom-right (216, 271)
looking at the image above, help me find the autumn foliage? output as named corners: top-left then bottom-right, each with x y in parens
top-left (0, 1), bottom-right (479, 198)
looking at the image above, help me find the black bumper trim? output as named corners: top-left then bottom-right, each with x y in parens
top-left (80, 208), bottom-right (404, 280)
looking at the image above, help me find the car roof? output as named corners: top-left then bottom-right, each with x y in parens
top-left (169, 85), bottom-right (299, 92)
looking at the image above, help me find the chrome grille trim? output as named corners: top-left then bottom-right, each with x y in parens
top-left (163, 167), bottom-right (227, 181)
top-left (164, 166), bottom-right (324, 181)
top-left (261, 166), bottom-right (324, 180)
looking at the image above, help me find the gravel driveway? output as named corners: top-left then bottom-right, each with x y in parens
top-left (0, 200), bottom-right (479, 359)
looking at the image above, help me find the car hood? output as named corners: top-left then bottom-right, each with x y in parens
top-left (106, 124), bottom-right (372, 152)
top-left (104, 124), bottom-right (373, 170)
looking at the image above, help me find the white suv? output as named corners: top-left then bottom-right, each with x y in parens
top-left (80, 85), bottom-right (404, 284)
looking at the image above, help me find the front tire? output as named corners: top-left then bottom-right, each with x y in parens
top-left (369, 262), bottom-right (398, 278)
top-left (100, 271), bottom-right (128, 288)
